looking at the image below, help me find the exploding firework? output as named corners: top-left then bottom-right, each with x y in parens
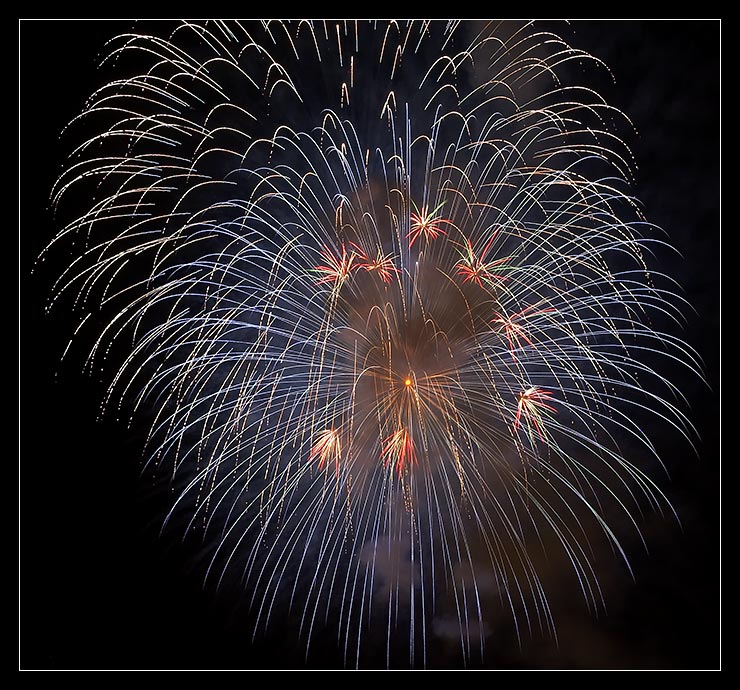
top-left (40, 20), bottom-right (701, 667)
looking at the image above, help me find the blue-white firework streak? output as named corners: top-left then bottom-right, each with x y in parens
top-left (43, 20), bottom-right (700, 666)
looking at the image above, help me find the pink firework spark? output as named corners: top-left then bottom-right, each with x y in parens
top-left (492, 306), bottom-right (556, 357)
top-left (381, 427), bottom-right (416, 475)
top-left (408, 202), bottom-right (450, 248)
top-left (514, 387), bottom-right (557, 441)
top-left (309, 428), bottom-right (342, 476)
top-left (455, 234), bottom-right (509, 288)
top-left (314, 243), bottom-right (357, 286)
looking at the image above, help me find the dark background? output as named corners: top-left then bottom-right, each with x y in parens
top-left (20, 20), bottom-right (720, 670)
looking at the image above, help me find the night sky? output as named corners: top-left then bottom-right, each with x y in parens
top-left (20, 20), bottom-right (720, 670)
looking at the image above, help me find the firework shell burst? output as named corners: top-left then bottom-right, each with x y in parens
top-left (42, 20), bottom-right (701, 667)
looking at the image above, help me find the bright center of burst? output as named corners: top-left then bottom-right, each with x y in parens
top-left (404, 378), bottom-right (412, 387)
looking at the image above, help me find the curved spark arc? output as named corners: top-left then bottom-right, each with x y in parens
top-left (43, 20), bottom-right (701, 667)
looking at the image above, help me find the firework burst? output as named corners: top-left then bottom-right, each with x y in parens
top-left (41, 20), bottom-right (701, 667)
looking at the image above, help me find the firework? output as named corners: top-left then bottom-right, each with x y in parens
top-left (42, 20), bottom-right (700, 667)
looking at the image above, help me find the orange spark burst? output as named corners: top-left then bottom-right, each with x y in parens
top-left (513, 387), bottom-right (557, 441)
top-left (314, 243), bottom-right (357, 286)
top-left (309, 428), bottom-right (342, 476)
top-left (350, 243), bottom-right (399, 284)
top-left (407, 201), bottom-right (449, 248)
top-left (381, 427), bottom-right (416, 475)
top-left (455, 234), bottom-right (509, 288)
top-left (492, 306), bottom-right (556, 357)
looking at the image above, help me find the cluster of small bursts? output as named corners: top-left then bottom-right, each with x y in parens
top-left (311, 202), bottom-right (556, 477)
